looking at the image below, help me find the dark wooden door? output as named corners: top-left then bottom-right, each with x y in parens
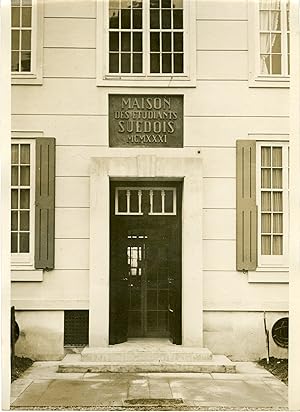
top-left (109, 182), bottom-right (182, 344)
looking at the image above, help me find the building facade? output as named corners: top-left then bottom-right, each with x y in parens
top-left (11, 0), bottom-right (289, 361)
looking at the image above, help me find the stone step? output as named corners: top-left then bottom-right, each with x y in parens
top-left (80, 346), bottom-right (213, 363)
top-left (58, 355), bottom-right (236, 374)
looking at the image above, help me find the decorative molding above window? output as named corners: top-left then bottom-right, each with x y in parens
top-left (97, 0), bottom-right (196, 87)
top-left (11, 0), bottom-right (43, 85)
top-left (248, 0), bottom-right (290, 88)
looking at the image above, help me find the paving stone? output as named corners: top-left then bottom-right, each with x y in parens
top-left (11, 380), bottom-right (52, 407)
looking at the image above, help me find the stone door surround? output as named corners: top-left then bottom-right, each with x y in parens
top-left (89, 150), bottom-right (203, 347)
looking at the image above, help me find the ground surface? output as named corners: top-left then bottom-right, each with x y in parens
top-left (10, 361), bottom-right (288, 410)
top-left (258, 358), bottom-right (288, 385)
top-left (11, 357), bottom-right (34, 382)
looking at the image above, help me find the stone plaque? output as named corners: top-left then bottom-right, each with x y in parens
top-left (109, 94), bottom-right (183, 147)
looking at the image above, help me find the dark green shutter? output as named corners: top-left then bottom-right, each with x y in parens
top-left (236, 140), bottom-right (257, 271)
top-left (35, 138), bottom-right (55, 270)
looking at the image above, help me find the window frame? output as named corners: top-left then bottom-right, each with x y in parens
top-left (11, 138), bottom-right (36, 269)
top-left (97, 0), bottom-right (196, 87)
top-left (248, 0), bottom-right (290, 88)
top-left (256, 141), bottom-right (289, 269)
top-left (11, 0), bottom-right (44, 85)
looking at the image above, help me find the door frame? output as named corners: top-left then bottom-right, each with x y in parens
top-left (89, 151), bottom-right (203, 347)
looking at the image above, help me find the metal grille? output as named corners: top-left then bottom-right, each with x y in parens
top-left (64, 310), bottom-right (89, 346)
top-left (272, 317), bottom-right (288, 348)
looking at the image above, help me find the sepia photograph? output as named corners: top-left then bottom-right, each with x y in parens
top-left (0, 0), bottom-right (300, 410)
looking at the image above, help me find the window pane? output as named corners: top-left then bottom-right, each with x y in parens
top-left (261, 147), bottom-right (271, 166)
top-left (121, 9), bottom-right (131, 29)
top-left (261, 192), bottom-right (271, 211)
top-left (118, 190), bottom-right (127, 212)
top-left (121, 0), bottom-right (131, 8)
top-left (12, 30), bottom-right (20, 50)
top-left (20, 211), bottom-right (30, 231)
top-left (271, 33), bottom-right (281, 53)
top-left (260, 33), bottom-right (270, 53)
top-left (121, 32), bottom-right (131, 51)
top-left (262, 235), bottom-right (271, 255)
top-left (21, 51), bottom-right (31, 71)
top-left (162, 53), bottom-right (171, 72)
top-left (12, 190), bottom-right (19, 209)
top-left (273, 192), bottom-right (282, 211)
top-left (109, 53), bottom-right (119, 73)
top-left (273, 213), bottom-right (283, 233)
top-left (162, 0), bottom-right (171, 7)
top-left (20, 144), bottom-right (30, 163)
top-left (22, 0), bottom-right (32, 6)
top-left (162, 32), bottom-right (171, 51)
top-left (130, 190), bottom-right (139, 213)
top-left (272, 169), bottom-right (282, 188)
top-left (109, 32), bottom-right (119, 51)
top-left (12, 7), bottom-right (20, 27)
top-left (273, 235), bottom-right (283, 255)
top-left (174, 53), bottom-right (183, 73)
top-left (11, 166), bottom-right (19, 186)
top-left (150, 0), bottom-right (159, 7)
top-left (260, 54), bottom-right (270, 74)
top-left (133, 9), bottom-right (142, 28)
top-left (20, 166), bottom-right (30, 186)
top-left (162, 10), bottom-right (171, 28)
top-left (12, 0), bottom-right (20, 5)
top-left (133, 53), bottom-right (142, 73)
top-left (150, 10), bottom-right (160, 28)
top-left (272, 54), bottom-right (281, 74)
top-left (21, 30), bottom-right (31, 50)
top-left (164, 190), bottom-right (173, 213)
top-left (133, 0), bottom-right (142, 8)
top-left (121, 53), bottom-right (131, 72)
top-left (173, 9), bottom-right (183, 28)
top-left (173, 0), bottom-right (183, 7)
top-left (20, 189), bottom-right (30, 209)
top-left (272, 147), bottom-right (282, 166)
top-left (261, 169), bottom-right (271, 188)
top-left (259, 10), bottom-right (269, 30)
top-left (22, 7), bottom-right (32, 27)
top-left (150, 53), bottom-right (160, 73)
top-left (11, 233), bottom-right (18, 253)
top-left (133, 32), bottom-right (142, 51)
top-left (12, 144), bottom-right (19, 164)
top-left (11, 211), bottom-right (18, 231)
top-left (153, 190), bottom-right (162, 213)
top-left (150, 32), bottom-right (160, 51)
top-left (271, 11), bottom-right (281, 30)
top-left (12, 52), bottom-right (19, 71)
top-left (19, 232), bottom-right (29, 253)
top-left (174, 32), bottom-right (183, 51)
top-left (109, 9), bottom-right (119, 28)
top-left (261, 213), bottom-right (271, 233)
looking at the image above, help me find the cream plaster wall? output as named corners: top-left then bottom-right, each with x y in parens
top-left (15, 311), bottom-right (64, 360)
top-left (11, 0), bottom-right (289, 359)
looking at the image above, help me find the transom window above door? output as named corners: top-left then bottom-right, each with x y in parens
top-left (108, 0), bottom-right (184, 75)
top-left (115, 187), bottom-right (177, 215)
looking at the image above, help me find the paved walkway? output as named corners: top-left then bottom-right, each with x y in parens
top-left (11, 361), bottom-right (288, 409)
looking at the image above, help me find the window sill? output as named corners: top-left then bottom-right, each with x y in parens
top-left (248, 74), bottom-right (290, 88)
top-left (97, 76), bottom-right (196, 88)
top-left (11, 269), bottom-right (43, 282)
top-left (12, 73), bottom-right (43, 85)
top-left (248, 268), bottom-right (289, 283)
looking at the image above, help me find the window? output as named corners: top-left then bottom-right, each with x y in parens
top-left (11, 141), bottom-right (35, 266)
top-left (11, 0), bottom-right (43, 84)
top-left (236, 140), bottom-right (289, 274)
top-left (115, 187), bottom-right (176, 215)
top-left (98, 0), bottom-right (196, 85)
top-left (248, 0), bottom-right (290, 87)
top-left (11, 138), bottom-right (55, 272)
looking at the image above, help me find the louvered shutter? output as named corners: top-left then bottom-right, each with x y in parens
top-left (35, 138), bottom-right (55, 270)
top-left (236, 140), bottom-right (257, 271)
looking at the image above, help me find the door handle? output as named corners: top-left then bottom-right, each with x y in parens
top-left (168, 304), bottom-right (174, 313)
